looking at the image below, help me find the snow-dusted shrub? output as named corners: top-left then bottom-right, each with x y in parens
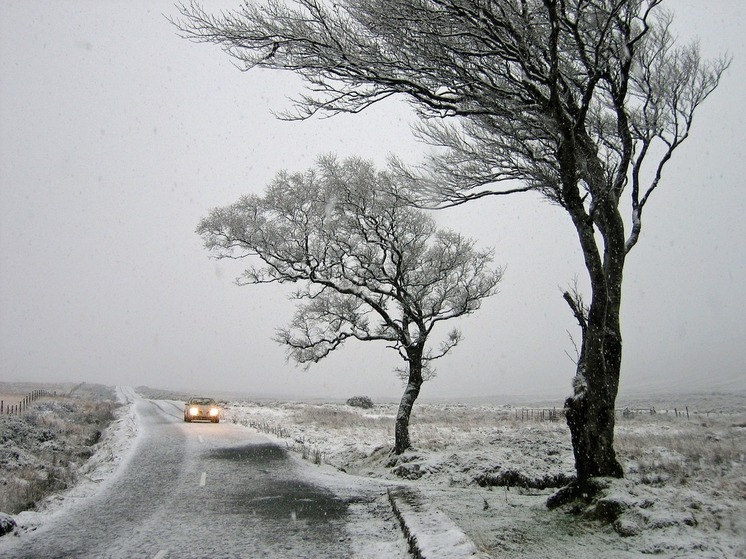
top-left (346, 396), bottom-right (374, 409)
top-left (474, 468), bottom-right (574, 489)
top-left (0, 394), bottom-right (120, 515)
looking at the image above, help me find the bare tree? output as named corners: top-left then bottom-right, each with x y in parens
top-left (197, 156), bottom-right (503, 454)
top-left (174, 0), bottom-right (728, 492)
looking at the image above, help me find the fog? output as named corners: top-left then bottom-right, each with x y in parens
top-left (1, 1), bottom-right (744, 401)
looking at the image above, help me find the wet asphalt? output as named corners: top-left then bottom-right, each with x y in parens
top-left (1, 398), bottom-right (403, 558)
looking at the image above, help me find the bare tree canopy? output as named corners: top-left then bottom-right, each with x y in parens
top-left (175, 0), bottom-right (727, 241)
top-left (176, 0), bottom-right (729, 492)
top-left (197, 155), bottom-right (503, 452)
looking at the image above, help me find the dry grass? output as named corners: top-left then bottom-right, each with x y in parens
top-left (0, 465), bottom-right (75, 515)
top-left (0, 389), bottom-right (119, 515)
top-left (410, 403), bottom-right (514, 426)
top-left (292, 403), bottom-right (394, 430)
top-left (615, 413), bottom-right (746, 490)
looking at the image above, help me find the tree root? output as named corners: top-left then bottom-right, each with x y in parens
top-left (546, 477), bottom-right (612, 510)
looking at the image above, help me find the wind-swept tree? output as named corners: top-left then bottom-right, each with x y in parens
top-left (175, 0), bottom-right (729, 492)
top-left (197, 156), bottom-right (503, 454)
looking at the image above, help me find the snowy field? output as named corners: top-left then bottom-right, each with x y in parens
top-left (220, 394), bottom-right (746, 558)
top-left (1, 385), bottom-right (745, 558)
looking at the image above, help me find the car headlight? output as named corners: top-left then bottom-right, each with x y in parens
top-left (209, 408), bottom-right (219, 417)
top-left (190, 407), bottom-right (199, 416)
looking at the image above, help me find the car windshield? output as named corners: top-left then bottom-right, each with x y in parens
top-left (190, 398), bottom-right (215, 406)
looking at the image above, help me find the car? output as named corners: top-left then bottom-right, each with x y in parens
top-left (183, 397), bottom-right (221, 423)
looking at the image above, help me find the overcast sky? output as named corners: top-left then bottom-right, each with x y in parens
top-left (1, 1), bottom-right (744, 401)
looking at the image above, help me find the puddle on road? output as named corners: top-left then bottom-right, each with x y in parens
top-left (205, 443), bottom-right (348, 523)
top-left (216, 477), bottom-right (348, 523)
top-left (209, 443), bottom-right (288, 464)
top-left (190, 441), bottom-right (355, 556)
top-left (253, 481), bottom-right (346, 521)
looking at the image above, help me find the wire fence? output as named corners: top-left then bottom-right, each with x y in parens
top-left (514, 408), bottom-right (564, 422)
top-left (1, 389), bottom-right (56, 416)
top-left (513, 406), bottom-right (695, 422)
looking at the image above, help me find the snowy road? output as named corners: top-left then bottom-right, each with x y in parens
top-left (2, 394), bottom-right (408, 558)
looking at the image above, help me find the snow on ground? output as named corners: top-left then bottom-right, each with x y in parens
top-left (2, 388), bottom-right (745, 558)
top-left (221, 397), bottom-right (746, 558)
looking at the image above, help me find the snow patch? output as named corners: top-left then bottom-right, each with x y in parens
top-left (388, 486), bottom-right (485, 558)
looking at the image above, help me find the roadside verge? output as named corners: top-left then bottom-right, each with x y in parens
top-left (387, 486), bottom-right (486, 559)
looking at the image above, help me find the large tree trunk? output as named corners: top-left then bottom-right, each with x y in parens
top-left (551, 233), bottom-right (625, 510)
top-left (564, 197), bottom-right (626, 483)
top-left (394, 348), bottom-right (424, 455)
top-left (558, 144), bottom-right (626, 485)
top-left (564, 324), bottom-right (625, 481)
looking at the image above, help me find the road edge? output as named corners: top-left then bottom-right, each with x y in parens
top-left (387, 486), bottom-right (485, 559)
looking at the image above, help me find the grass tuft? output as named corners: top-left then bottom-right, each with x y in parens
top-left (0, 393), bottom-right (120, 515)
